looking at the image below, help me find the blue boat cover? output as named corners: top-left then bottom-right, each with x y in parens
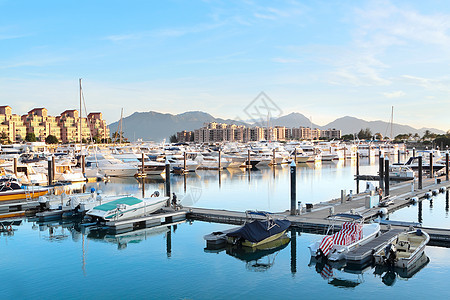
top-left (226, 219), bottom-right (291, 243)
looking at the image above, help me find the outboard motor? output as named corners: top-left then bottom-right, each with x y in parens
top-left (384, 243), bottom-right (397, 266)
top-left (38, 196), bottom-right (50, 211)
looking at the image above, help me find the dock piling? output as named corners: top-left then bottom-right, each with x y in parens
top-left (141, 153), bottom-right (145, 176)
top-left (446, 152), bottom-right (449, 181)
top-left (218, 149), bottom-right (221, 170)
top-left (165, 160), bottom-right (171, 206)
top-left (273, 149), bottom-right (276, 166)
top-left (356, 152), bottom-right (360, 177)
top-left (47, 157), bottom-right (53, 185)
top-left (413, 147), bottom-right (416, 158)
top-left (290, 161), bottom-right (296, 215)
top-left (398, 149), bottom-right (401, 163)
top-left (81, 155), bottom-right (86, 177)
top-left (418, 156), bottom-right (423, 189)
top-left (294, 148), bottom-right (297, 164)
top-left (13, 157), bottom-right (17, 177)
top-left (430, 152), bottom-right (434, 178)
top-left (290, 229), bottom-right (297, 274)
top-left (379, 155), bottom-right (384, 191)
top-left (384, 157), bottom-right (390, 196)
top-left (183, 152), bottom-right (187, 171)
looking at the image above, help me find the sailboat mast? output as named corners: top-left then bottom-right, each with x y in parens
top-left (390, 106), bottom-right (394, 140)
top-left (119, 108), bottom-right (123, 144)
top-left (79, 78), bottom-right (82, 150)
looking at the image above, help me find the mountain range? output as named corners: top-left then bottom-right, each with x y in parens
top-left (109, 111), bottom-right (444, 142)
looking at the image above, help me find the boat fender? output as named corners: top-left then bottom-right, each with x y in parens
top-left (410, 197), bottom-right (418, 204)
top-left (440, 187), bottom-right (446, 193)
top-left (5, 181), bottom-right (11, 188)
top-left (425, 192), bottom-right (432, 198)
top-left (378, 188), bottom-right (383, 196)
top-left (432, 189), bottom-right (439, 196)
top-left (378, 208), bottom-right (388, 216)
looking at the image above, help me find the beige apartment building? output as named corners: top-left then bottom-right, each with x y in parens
top-left (0, 106), bottom-right (110, 143)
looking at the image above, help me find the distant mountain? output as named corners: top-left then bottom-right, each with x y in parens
top-left (109, 111), bottom-right (444, 141)
top-left (109, 111), bottom-right (247, 142)
top-left (272, 112), bottom-right (321, 128)
top-left (323, 116), bottom-right (444, 137)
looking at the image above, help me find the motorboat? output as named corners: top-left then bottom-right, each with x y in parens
top-left (373, 229), bottom-right (430, 268)
top-left (224, 211), bottom-right (291, 248)
top-left (308, 214), bottom-right (380, 261)
top-left (389, 165), bottom-right (415, 180)
top-left (54, 161), bottom-right (86, 182)
top-left (166, 155), bottom-right (199, 172)
top-left (86, 153), bottom-right (138, 177)
top-left (0, 175), bottom-right (48, 202)
top-left (86, 195), bottom-right (168, 222)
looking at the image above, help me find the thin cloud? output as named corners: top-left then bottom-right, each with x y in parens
top-left (383, 90), bottom-right (405, 98)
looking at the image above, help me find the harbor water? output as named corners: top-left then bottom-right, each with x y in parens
top-left (1, 157), bottom-right (450, 299)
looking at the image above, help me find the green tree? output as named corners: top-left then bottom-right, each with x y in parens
top-left (25, 132), bottom-right (37, 142)
top-left (0, 132), bottom-right (10, 144)
top-left (45, 135), bottom-right (59, 144)
top-left (341, 134), bottom-right (354, 141)
top-left (169, 134), bottom-right (178, 143)
top-left (357, 128), bottom-right (372, 140)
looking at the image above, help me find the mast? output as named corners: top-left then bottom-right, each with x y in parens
top-left (390, 106), bottom-right (394, 141)
top-left (119, 108), bottom-right (123, 144)
top-left (79, 78), bottom-right (82, 151)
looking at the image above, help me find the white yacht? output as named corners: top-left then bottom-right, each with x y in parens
top-left (86, 153), bottom-right (138, 177)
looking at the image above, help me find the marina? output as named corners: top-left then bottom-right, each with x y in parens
top-left (2, 145), bottom-right (450, 298)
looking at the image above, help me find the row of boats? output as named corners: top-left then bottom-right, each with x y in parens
top-left (0, 141), bottom-right (410, 185)
top-left (204, 212), bottom-right (430, 272)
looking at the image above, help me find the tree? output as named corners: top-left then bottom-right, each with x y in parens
top-left (112, 131), bottom-right (127, 143)
top-left (0, 132), bottom-right (10, 144)
top-left (25, 132), bottom-right (37, 142)
top-left (341, 134), bottom-right (354, 141)
top-left (45, 135), bottom-right (59, 144)
top-left (357, 128), bottom-right (372, 140)
top-left (169, 134), bottom-right (178, 143)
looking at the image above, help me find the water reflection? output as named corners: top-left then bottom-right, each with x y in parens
top-left (309, 252), bottom-right (430, 288)
top-left (205, 234), bottom-right (290, 272)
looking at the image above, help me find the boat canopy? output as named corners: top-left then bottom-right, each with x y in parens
top-left (226, 219), bottom-right (291, 243)
top-left (93, 197), bottom-right (142, 211)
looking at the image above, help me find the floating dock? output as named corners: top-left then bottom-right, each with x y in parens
top-left (186, 174), bottom-right (450, 247)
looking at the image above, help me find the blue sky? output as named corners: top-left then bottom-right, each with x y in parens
top-left (1, 0), bottom-right (450, 131)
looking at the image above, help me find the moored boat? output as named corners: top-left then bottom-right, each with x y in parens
top-left (0, 176), bottom-right (48, 202)
top-left (86, 195), bottom-right (168, 222)
top-left (308, 214), bottom-right (380, 261)
top-left (373, 229), bottom-right (430, 268)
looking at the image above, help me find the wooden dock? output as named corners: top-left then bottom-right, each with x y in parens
top-left (345, 228), bottom-right (404, 264)
top-left (185, 174), bottom-right (450, 247)
top-left (105, 209), bottom-right (187, 233)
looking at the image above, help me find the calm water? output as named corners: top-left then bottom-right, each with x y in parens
top-left (1, 157), bottom-right (450, 299)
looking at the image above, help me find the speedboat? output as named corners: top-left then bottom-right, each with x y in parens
top-left (308, 214), bottom-right (380, 261)
top-left (0, 176), bottom-right (48, 202)
top-left (224, 211), bottom-right (291, 248)
top-left (86, 195), bottom-right (168, 222)
top-left (373, 229), bottom-right (430, 268)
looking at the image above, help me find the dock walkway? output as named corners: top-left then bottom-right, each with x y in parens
top-left (186, 174), bottom-right (450, 246)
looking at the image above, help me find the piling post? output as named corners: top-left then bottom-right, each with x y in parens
top-left (356, 152), bottom-right (360, 177)
top-left (247, 149), bottom-right (251, 168)
top-left (418, 156), bottom-right (423, 189)
top-left (290, 161), bottom-right (296, 215)
top-left (379, 155), bottom-right (384, 191)
top-left (183, 151), bottom-right (187, 171)
top-left (47, 157), bottom-right (53, 185)
top-left (165, 159), bottom-right (171, 206)
top-left (52, 155), bottom-right (56, 183)
top-left (294, 148), bottom-right (297, 164)
top-left (13, 157), bottom-right (18, 177)
top-left (141, 153), bottom-right (145, 176)
top-left (81, 155), bottom-right (86, 177)
top-left (398, 149), bottom-right (401, 164)
top-left (218, 149), bottom-right (221, 170)
top-left (446, 152), bottom-right (449, 181)
top-left (430, 152), bottom-right (433, 178)
top-left (413, 147), bottom-right (416, 158)
top-left (384, 157), bottom-right (390, 196)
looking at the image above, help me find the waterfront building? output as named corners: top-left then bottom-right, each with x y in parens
top-left (189, 122), bottom-right (340, 143)
top-left (0, 106), bottom-right (110, 144)
top-left (0, 105), bottom-right (27, 142)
